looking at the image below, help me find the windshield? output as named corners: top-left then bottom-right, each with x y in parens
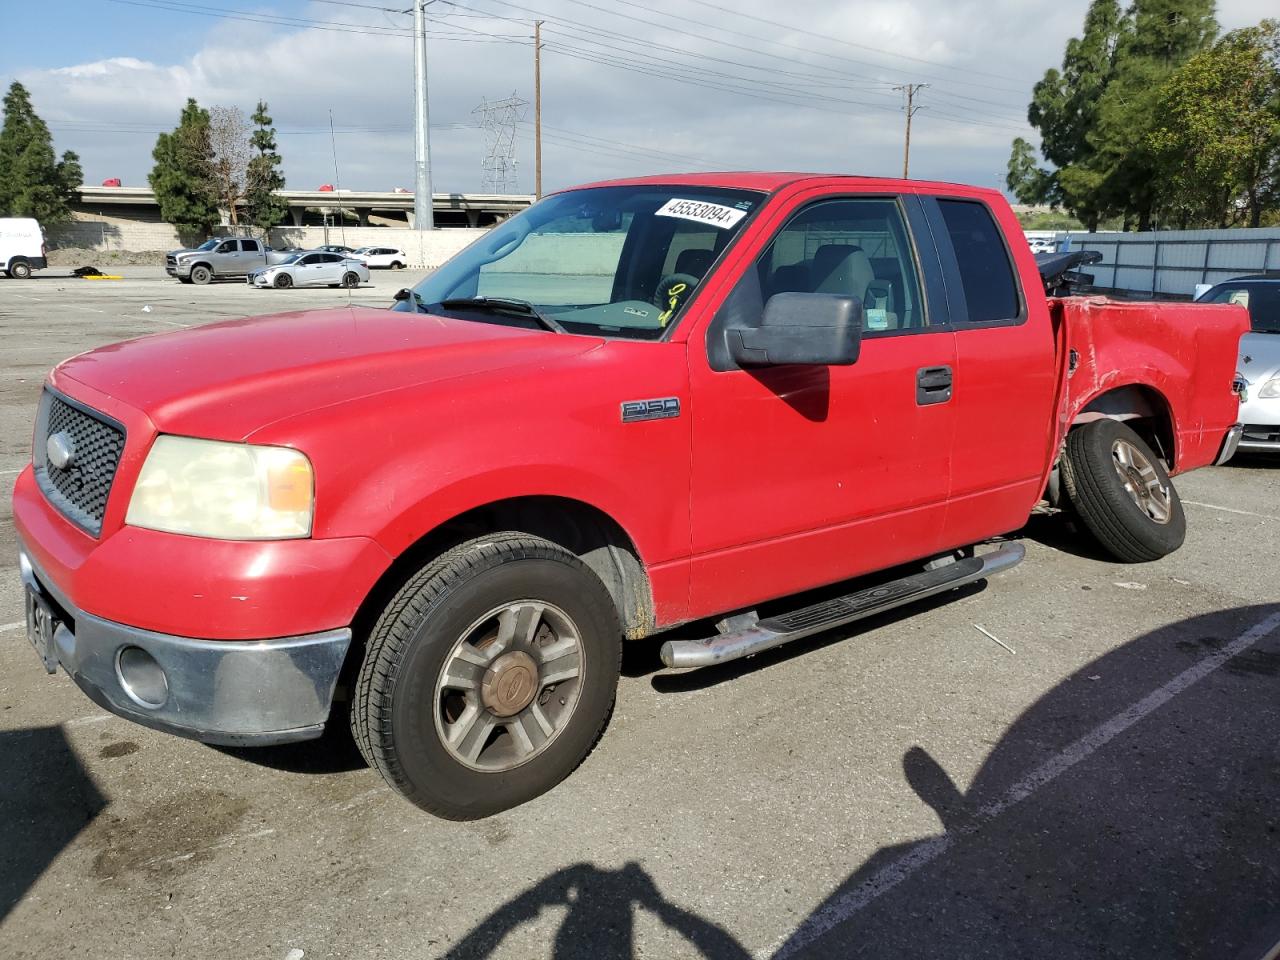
top-left (281, 253), bottom-right (303, 265)
top-left (194, 238), bottom-right (220, 251)
top-left (1202, 283), bottom-right (1280, 333)
top-left (395, 185), bottom-right (763, 338)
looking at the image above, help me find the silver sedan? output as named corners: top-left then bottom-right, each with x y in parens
top-left (249, 251), bottom-right (370, 289)
top-left (1196, 277), bottom-right (1280, 453)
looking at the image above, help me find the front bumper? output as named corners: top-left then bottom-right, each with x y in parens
top-left (165, 261), bottom-right (192, 278)
top-left (1238, 423), bottom-right (1280, 452)
top-left (20, 545), bottom-right (351, 746)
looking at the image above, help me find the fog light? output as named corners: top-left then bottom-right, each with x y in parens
top-left (115, 646), bottom-right (168, 709)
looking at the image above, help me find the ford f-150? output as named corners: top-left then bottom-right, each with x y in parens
top-left (15, 174), bottom-right (1248, 819)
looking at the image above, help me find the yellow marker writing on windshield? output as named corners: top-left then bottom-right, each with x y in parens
top-left (658, 282), bottom-right (688, 327)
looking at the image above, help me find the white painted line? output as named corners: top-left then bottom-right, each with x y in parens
top-left (768, 609), bottom-right (1280, 959)
top-left (1182, 500), bottom-right (1280, 522)
top-left (66, 713), bottom-right (116, 727)
top-left (0, 620), bottom-right (26, 634)
top-left (0, 468), bottom-right (24, 476)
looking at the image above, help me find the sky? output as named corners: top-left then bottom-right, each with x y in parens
top-left (1, 0), bottom-right (1275, 196)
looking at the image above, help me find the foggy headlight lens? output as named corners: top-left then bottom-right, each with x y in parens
top-left (1258, 378), bottom-right (1280, 399)
top-left (126, 436), bottom-right (313, 539)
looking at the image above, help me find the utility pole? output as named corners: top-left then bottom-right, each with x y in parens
top-left (534, 20), bottom-right (543, 199)
top-left (893, 82), bottom-right (928, 179)
top-left (413, 0), bottom-right (435, 229)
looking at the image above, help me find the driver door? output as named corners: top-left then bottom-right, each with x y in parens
top-left (686, 192), bottom-right (957, 617)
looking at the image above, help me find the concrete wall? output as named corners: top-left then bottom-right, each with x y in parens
top-left (45, 213), bottom-right (488, 268)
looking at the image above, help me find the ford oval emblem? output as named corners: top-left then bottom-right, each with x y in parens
top-left (47, 431), bottom-right (76, 470)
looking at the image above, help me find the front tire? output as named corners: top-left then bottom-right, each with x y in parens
top-left (351, 533), bottom-right (622, 819)
top-left (1061, 418), bottom-right (1186, 562)
top-left (190, 264), bottom-right (212, 285)
top-left (8, 258), bottom-right (32, 279)
top-left (273, 272), bottom-right (293, 289)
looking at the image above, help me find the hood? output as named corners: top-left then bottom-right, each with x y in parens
top-left (1239, 331), bottom-right (1280, 383)
top-left (55, 305), bottom-right (601, 440)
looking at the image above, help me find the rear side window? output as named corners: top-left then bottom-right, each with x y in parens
top-left (240, 239), bottom-right (259, 252)
top-left (938, 200), bottom-right (1019, 323)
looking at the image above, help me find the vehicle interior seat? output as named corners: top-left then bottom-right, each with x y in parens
top-left (674, 248), bottom-right (715, 278)
top-left (811, 244), bottom-right (899, 330)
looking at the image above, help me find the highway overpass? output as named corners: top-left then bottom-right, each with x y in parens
top-left (73, 185), bottom-right (534, 228)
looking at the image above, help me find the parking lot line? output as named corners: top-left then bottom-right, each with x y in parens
top-left (1182, 500), bottom-right (1280, 522)
top-left (768, 608), bottom-right (1280, 959)
top-left (0, 620), bottom-right (26, 634)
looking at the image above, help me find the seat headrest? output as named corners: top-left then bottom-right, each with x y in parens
top-left (674, 248), bottom-right (715, 277)
top-left (812, 244), bottom-right (874, 298)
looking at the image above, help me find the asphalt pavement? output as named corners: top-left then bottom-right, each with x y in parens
top-left (1, 268), bottom-right (1277, 960)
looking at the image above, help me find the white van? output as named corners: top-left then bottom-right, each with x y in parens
top-left (1, 218), bottom-right (48, 279)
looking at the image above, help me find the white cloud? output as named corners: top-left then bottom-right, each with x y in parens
top-left (7, 0), bottom-right (1275, 194)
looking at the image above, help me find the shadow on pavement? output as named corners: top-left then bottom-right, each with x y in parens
top-left (453, 603), bottom-right (1280, 959)
top-left (439, 861), bottom-right (751, 960)
top-left (0, 725), bottom-right (107, 922)
top-left (211, 711), bottom-right (368, 774)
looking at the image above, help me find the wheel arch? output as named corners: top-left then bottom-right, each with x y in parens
top-left (1070, 383), bottom-right (1178, 469)
top-left (350, 495), bottom-right (654, 654)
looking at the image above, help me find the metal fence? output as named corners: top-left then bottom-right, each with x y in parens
top-left (1061, 227), bottom-right (1280, 298)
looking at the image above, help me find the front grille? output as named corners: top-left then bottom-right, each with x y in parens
top-left (34, 392), bottom-right (126, 536)
top-left (1242, 423), bottom-right (1280, 444)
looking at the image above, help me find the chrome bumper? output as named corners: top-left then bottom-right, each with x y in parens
top-left (19, 546), bottom-right (351, 746)
top-left (1216, 424), bottom-right (1244, 464)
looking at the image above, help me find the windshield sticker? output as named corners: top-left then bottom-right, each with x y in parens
top-left (656, 198), bottom-right (747, 230)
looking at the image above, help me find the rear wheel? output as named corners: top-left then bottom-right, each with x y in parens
top-left (190, 264), bottom-right (212, 285)
top-left (391, 260), bottom-right (405, 270)
top-left (273, 272), bottom-right (293, 289)
top-left (8, 258), bottom-right (32, 279)
top-left (341, 272), bottom-right (360, 288)
top-left (1061, 418), bottom-right (1186, 562)
top-left (351, 533), bottom-right (622, 819)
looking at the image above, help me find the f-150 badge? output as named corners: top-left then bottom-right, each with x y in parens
top-left (621, 397), bottom-right (680, 422)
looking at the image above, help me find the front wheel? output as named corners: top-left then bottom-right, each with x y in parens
top-left (8, 258), bottom-right (32, 279)
top-left (1061, 418), bottom-right (1186, 563)
top-left (190, 264), bottom-right (212, 285)
top-left (273, 272), bottom-right (293, 289)
top-left (351, 533), bottom-right (622, 819)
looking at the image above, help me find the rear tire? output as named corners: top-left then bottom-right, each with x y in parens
top-left (391, 261), bottom-right (404, 270)
top-left (342, 272), bottom-right (360, 288)
top-left (273, 272), bottom-right (293, 289)
top-left (190, 264), bottom-right (212, 285)
top-left (8, 258), bottom-right (32, 279)
top-left (1061, 418), bottom-right (1186, 563)
top-left (350, 533), bottom-right (622, 819)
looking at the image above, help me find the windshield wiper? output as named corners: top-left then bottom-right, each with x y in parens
top-left (437, 296), bottom-right (566, 333)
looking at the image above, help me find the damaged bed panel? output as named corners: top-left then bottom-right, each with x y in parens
top-left (1051, 297), bottom-right (1249, 474)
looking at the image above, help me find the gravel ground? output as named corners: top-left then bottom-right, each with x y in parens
top-left (1, 269), bottom-right (1277, 960)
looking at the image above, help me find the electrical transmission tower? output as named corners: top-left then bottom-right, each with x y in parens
top-left (473, 93), bottom-right (528, 193)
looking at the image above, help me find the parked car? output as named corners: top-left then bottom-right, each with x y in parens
top-left (14, 174), bottom-right (1247, 820)
top-left (1, 217), bottom-right (47, 279)
top-left (165, 237), bottom-right (286, 283)
top-left (1196, 276), bottom-right (1280, 453)
top-left (319, 244), bottom-right (362, 258)
top-left (250, 251), bottom-right (369, 289)
top-left (354, 245), bottom-right (407, 269)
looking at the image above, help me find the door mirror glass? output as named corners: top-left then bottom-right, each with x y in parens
top-left (727, 292), bottom-right (863, 367)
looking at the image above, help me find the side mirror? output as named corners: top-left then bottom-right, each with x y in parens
top-left (393, 288), bottom-right (413, 302)
top-left (727, 292), bottom-right (862, 367)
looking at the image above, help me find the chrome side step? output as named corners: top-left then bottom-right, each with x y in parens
top-left (659, 543), bottom-right (1025, 670)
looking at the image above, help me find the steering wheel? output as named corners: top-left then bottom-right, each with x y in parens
top-left (653, 273), bottom-right (701, 325)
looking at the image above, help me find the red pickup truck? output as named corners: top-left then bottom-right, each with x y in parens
top-left (14, 174), bottom-right (1246, 819)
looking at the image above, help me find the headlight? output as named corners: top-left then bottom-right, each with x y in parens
top-left (1258, 378), bottom-right (1280, 399)
top-left (126, 436), bottom-right (314, 539)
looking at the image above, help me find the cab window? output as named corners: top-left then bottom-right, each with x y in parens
top-left (756, 197), bottom-right (925, 334)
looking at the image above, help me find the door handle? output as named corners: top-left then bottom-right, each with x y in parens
top-left (916, 365), bottom-right (953, 405)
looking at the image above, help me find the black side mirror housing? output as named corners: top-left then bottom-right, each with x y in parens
top-left (393, 287), bottom-right (413, 302)
top-left (727, 292), bottom-right (863, 367)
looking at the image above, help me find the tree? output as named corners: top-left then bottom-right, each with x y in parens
top-left (0, 81), bottom-right (83, 225)
top-left (1008, 0), bottom-right (1218, 231)
top-left (149, 98), bottom-right (219, 235)
top-left (1148, 21), bottom-right (1280, 227)
top-left (244, 101), bottom-right (289, 233)
top-left (209, 106), bottom-right (251, 226)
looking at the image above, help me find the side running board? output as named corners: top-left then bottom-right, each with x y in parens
top-left (660, 543), bottom-right (1025, 670)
